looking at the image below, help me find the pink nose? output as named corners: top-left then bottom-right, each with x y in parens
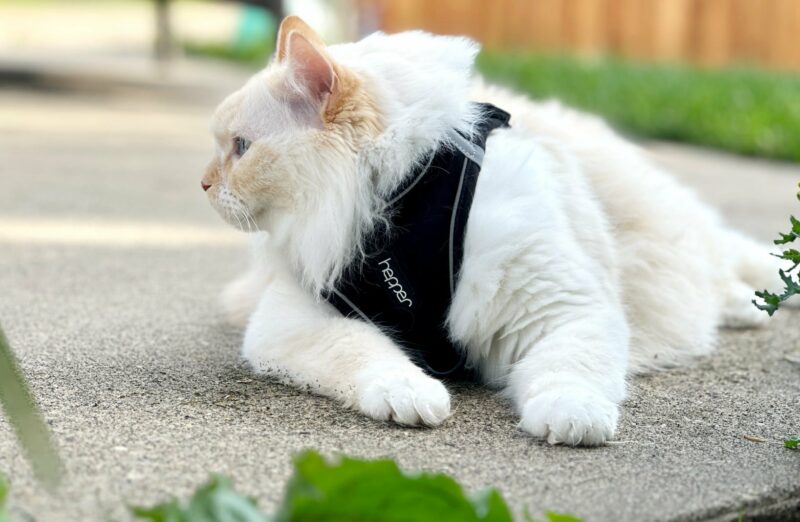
top-left (201, 181), bottom-right (211, 192)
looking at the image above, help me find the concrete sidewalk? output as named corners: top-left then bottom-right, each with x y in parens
top-left (0, 68), bottom-right (799, 522)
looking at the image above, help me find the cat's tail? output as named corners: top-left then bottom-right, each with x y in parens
top-left (719, 230), bottom-right (797, 328)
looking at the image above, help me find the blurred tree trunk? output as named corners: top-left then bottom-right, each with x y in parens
top-left (154, 0), bottom-right (174, 62)
top-left (152, 0), bottom-right (284, 63)
top-left (248, 0), bottom-right (284, 21)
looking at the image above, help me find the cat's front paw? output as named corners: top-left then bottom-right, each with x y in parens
top-left (520, 386), bottom-right (619, 446)
top-left (355, 367), bottom-right (451, 427)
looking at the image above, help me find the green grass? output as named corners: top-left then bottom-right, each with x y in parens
top-left (183, 39), bottom-right (274, 67)
top-left (477, 52), bottom-right (800, 162)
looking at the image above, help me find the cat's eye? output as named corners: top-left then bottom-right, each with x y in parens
top-left (233, 136), bottom-right (251, 157)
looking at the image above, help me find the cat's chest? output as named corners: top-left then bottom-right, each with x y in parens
top-left (324, 103), bottom-right (511, 379)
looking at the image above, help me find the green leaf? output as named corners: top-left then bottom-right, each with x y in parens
top-left (753, 292), bottom-right (780, 316)
top-left (545, 514), bottom-right (583, 522)
top-left (131, 475), bottom-right (269, 522)
top-left (131, 454), bottom-right (579, 522)
top-left (131, 501), bottom-right (185, 522)
top-left (0, 473), bottom-right (9, 522)
top-left (779, 270), bottom-right (800, 293)
top-left (791, 216), bottom-right (800, 236)
top-left (756, 187), bottom-right (800, 316)
top-left (754, 269), bottom-right (800, 315)
top-left (774, 232), bottom-right (797, 245)
top-left (524, 510), bottom-right (584, 522)
top-left (777, 249), bottom-right (800, 264)
top-left (0, 325), bottom-right (62, 491)
top-left (471, 488), bottom-right (515, 520)
top-left (774, 213), bottom-right (800, 245)
top-left (273, 450), bottom-right (514, 522)
top-left (785, 437), bottom-right (800, 449)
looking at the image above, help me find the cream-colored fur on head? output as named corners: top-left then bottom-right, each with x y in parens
top-left (204, 17), bottom-right (482, 294)
top-left (206, 16), bottom-right (781, 446)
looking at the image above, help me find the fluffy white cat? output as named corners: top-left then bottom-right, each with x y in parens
top-left (202, 16), bottom-right (778, 445)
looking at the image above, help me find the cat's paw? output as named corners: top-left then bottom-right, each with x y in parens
top-left (220, 271), bottom-right (267, 326)
top-left (520, 386), bottom-right (619, 446)
top-left (355, 367), bottom-right (451, 427)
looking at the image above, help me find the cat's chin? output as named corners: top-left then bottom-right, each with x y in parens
top-left (207, 188), bottom-right (263, 233)
top-left (219, 211), bottom-right (263, 233)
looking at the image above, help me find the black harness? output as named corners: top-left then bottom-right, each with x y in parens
top-left (324, 103), bottom-right (511, 379)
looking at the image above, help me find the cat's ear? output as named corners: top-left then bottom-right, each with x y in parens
top-left (276, 15), bottom-right (326, 63)
top-left (284, 30), bottom-right (337, 108)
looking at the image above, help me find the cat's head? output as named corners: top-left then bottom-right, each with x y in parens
top-left (202, 17), bottom-right (479, 292)
top-left (202, 16), bottom-right (382, 233)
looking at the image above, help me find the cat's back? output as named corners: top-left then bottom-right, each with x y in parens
top-left (472, 79), bottom-right (720, 240)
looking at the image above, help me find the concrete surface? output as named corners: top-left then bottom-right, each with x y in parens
top-left (0, 70), bottom-right (799, 522)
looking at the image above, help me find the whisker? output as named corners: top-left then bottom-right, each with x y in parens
top-left (243, 207), bottom-right (260, 232)
top-left (241, 207), bottom-right (255, 233)
top-left (232, 209), bottom-right (245, 231)
top-left (221, 185), bottom-right (258, 233)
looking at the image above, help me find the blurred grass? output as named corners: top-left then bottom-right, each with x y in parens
top-left (183, 38), bottom-right (273, 67)
top-left (182, 3), bottom-right (274, 68)
top-left (477, 52), bottom-right (800, 162)
top-left (180, 40), bottom-right (800, 162)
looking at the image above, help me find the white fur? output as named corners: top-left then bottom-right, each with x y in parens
top-left (210, 30), bottom-right (780, 445)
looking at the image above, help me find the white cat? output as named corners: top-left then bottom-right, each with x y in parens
top-left (202, 16), bottom-right (779, 445)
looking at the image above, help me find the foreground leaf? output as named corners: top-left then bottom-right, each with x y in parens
top-left (273, 450), bottom-right (514, 522)
top-left (753, 270), bottom-right (800, 316)
top-left (791, 216), bottom-right (800, 236)
top-left (544, 514), bottom-right (583, 522)
top-left (0, 473), bottom-right (9, 522)
top-left (776, 248), bottom-right (800, 265)
top-left (526, 511), bottom-right (583, 522)
top-left (132, 453), bottom-right (580, 522)
top-left (754, 183), bottom-right (800, 315)
top-left (785, 437), bottom-right (799, 449)
top-left (775, 232), bottom-right (798, 245)
top-left (131, 475), bottom-right (268, 522)
top-left (0, 326), bottom-right (62, 491)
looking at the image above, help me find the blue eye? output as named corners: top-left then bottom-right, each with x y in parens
top-left (234, 136), bottom-right (251, 157)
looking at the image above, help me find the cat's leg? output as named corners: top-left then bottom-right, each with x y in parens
top-left (242, 271), bottom-right (451, 426)
top-left (504, 300), bottom-right (629, 446)
top-left (220, 233), bottom-right (273, 326)
top-left (452, 223), bottom-right (629, 445)
top-left (448, 136), bottom-right (629, 445)
top-left (220, 267), bottom-right (271, 326)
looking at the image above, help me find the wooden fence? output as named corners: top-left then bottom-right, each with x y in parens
top-left (360, 0), bottom-right (800, 70)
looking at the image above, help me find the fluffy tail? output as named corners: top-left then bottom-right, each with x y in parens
top-left (719, 231), bottom-right (793, 328)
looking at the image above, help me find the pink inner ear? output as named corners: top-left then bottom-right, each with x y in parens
top-left (286, 31), bottom-right (336, 102)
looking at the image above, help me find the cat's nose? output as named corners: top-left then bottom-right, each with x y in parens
top-left (201, 180), bottom-right (211, 192)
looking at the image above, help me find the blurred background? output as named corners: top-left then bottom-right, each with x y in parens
top-left (1, 0), bottom-right (799, 160)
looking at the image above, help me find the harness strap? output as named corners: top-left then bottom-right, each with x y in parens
top-left (325, 103), bottom-right (511, 379)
